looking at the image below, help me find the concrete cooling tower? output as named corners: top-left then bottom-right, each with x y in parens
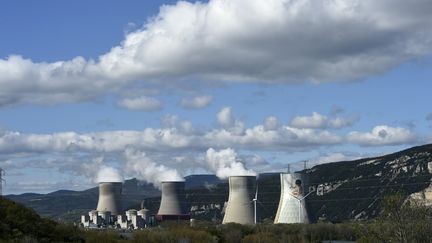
top-left (96, 182), bottom-right (122, 215)
top-left (222, 176), bottom-right (256, 225)
top-left (156, 181), bottom-right (190, 220)
top-left (274, 173), bottom-right (309, 224)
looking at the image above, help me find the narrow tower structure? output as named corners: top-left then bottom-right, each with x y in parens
top-left (274, 172), bottom-right (310, 224)
top-left (96, 182), bottom-right (122, 215)
top-left (223, 176), bottom-right (256, 225)
top-left (156, 181), bottom-right (190, 221)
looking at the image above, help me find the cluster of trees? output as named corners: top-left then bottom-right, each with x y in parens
top-left (1, 193), bottom-right (431, 242)
top-left (0, 197), bottom-right (83, 242)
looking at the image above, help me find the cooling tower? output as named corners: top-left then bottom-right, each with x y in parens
top-left (96, 182), bottom-right (122, 215)
top-left (274, 173), bottom-right (309, 224)
top-left (222, 176), bottom-right (256, 225)
top-left (156, 181), bottom-right (190, 220)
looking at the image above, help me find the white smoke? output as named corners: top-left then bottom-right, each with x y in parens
top-left (205, 148), bottom-right (257, 179)
top-left (95, 165), bottom-right (123, 183)
top-left (81, 157), bottom-right (124, 183)
top-left (124, 148), bottom-right (184, 188)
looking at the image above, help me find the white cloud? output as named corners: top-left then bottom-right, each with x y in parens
top-left (216, 107), bottom-right (245, 135)
top-left (217, 107), bottom-right (234, 127)
top-left (118, 96), bottom-right (163, 111)
top-left (0, 107), bottom-right (423, 193)
top-left (263, 116), bottom-right (279, 131)
top-left (1, 0), bottom-right (432, 106)
top-left (289, 112), bottom-right (357, 129)
top-left (180, 95), bottom-right (213, 109)
top-left (347, 125), bottom-right (417, 146)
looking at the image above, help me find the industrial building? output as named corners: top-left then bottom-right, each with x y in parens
top-left (274, 172), bottom-right (310, 224)
top-left (117, 208), bottom-right (150, 229)
top-left (156, 181), bottom-right (190, 221)
top-left (222, 176), bottom-right (256, 225)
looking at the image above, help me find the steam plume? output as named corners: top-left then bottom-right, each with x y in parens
top-left (95, 165), bottom-right (123, 183)
top-left (124, 148), bottom-right (183, 188)
top-left (205, 148), bottom-right (256, 179)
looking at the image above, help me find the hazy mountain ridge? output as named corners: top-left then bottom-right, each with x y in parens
top-left (6, 144), bottom-right (432, 223)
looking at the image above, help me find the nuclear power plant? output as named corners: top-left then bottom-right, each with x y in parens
top-left (80, 170), bottom-right (313, 229)
top-left (222, 176), bottom-right (256, 225)
top-left (274, 172), bottom-right (310, 224)
top-left (156, 181), bottom-right (190, 221)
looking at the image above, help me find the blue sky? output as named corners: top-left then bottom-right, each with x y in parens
top-left (1, 0), bottom-right (431, 194)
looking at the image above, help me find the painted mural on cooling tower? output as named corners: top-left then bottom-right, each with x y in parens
top-left (274, 173), bottom-right (310, 224)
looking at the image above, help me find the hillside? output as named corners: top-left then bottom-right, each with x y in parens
top-left (0, 197), bottom-right (82, 242)
top-left (156, 144), bottom-right (432, 223)
top-left (6, 144), bottom-right (432, 223)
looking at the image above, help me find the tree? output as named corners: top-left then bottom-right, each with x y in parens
top-left (358, 193), bottom-right (432, 243)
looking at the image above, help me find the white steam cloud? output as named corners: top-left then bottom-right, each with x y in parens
top-left (95, 165), bottom-right (123, 183)
top-left (205, 148), bottom-right (256, 179)
top-left (124, 148), bottom-right (183, 188)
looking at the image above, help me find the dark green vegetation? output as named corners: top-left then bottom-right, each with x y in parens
top-left (0, 197), bottom-right (83, 242)
top-left (357, 193), bottom-right (432, 243)
top-left (2, 194), bottom-right (432, 242)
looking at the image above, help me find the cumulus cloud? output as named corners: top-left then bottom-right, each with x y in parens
top-left (205, 148), bottom-right (256, 179)
top-left (118, 96), bottom-right (163, 111)
top-left (180, 95), bottom-right (213, 109)
top-left (347, 125), bottom-right (417, 146)
top-left (289, 112), bottom-right (358, 129)
top-left (1, 0), bottom-right (432, 106)
top-left (216, 107), bottom-right (245, 135)
top-left (263, 116), bottom-right (279, 131)
top-left (0, 107), bottom-right (423, 193)
top-left (0, 126), bottom-right (344, 155)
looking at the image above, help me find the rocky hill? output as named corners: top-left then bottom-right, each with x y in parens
top-left (6, 144), bottom-right (432, 223)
